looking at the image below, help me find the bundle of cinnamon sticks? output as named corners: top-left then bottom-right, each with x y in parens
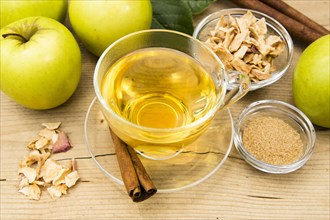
top-left (230, 0), bottom-right (329, 44)
top-left (109, 129), bottom-right (157, 202)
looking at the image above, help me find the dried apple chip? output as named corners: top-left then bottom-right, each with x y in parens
top-left (65, 171), bottom-right (80, 188)
top-left (204, 10), bottom-right (284, 82)
top-left (52, 130), bottom-right (72, 153)
top-left (26, 136), bottom-right (39, 150)
top-left (39, 128), bottom-right (56, 140)
top-left (33, 180), bottom-right (46, 187)
top-left (57, 184), bottom-right (68, 195)
top-left (18, 177), bottom-right (29, 190)
top-left (41, 122), bottom-right (62, 130)
top-left (18, 167), bottom-right (37, 183)
top-left (47, 185), bottom-right (63, 200)
top-left (35, 137), bottom-right (49, 150)
top-left (52, 167), bottom-right (72, 186)
top-left (18, 183), bottom-right (41, 201)
top-left (40, 158), bottom-right (63, 183)
top-left (18, 122), bottom-right (79, 201)
top-left (47, 184), bottom-right (68, 200)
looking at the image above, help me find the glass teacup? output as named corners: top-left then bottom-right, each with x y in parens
top-left (94, 29), bottom-right (250, 160)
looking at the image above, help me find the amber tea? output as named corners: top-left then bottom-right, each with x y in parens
top-left (94, 30), bottom-right (250, 160)
top-left (101, 47), bottom-right (217, 155)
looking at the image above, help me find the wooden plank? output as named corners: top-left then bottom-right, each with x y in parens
top-left (1, 0), bottom-right (329, 219)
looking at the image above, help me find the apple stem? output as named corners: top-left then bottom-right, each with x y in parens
top-left (2, 33), bottom-right (28, 42)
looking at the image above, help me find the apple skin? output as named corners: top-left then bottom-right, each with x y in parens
top-left (68, 0), bottom-right (152, 57)
top-left (0, 16), bottom-right (81, 110)
top-left (0, 0), bottom-right (68, 28)
top-left (293, 35), bottom-right (330, 128)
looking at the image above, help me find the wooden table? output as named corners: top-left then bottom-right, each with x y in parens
top-left (1, 1), bottom-right (329, 219)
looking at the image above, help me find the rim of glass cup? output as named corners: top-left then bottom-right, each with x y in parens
top-left (94, 29), bottom-right (227, 134)
top-left (234, 100), bottom-right (316, 174)
top-left (193, 8), bottom-right (294, 91)
top-left (84, 97), bottom-right (235, 193)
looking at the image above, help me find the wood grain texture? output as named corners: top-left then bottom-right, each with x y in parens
top-left (1, 1), bottom-right (329, 219)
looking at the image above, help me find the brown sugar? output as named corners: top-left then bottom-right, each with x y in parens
top-left (242, 116), bottom-right (303, 165)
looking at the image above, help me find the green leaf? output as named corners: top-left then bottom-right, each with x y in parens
top-left (183, 0), bottom-right (216, 15)
top-left (151, 0), bottom-right (194, 35)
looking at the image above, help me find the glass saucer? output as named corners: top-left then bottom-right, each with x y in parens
top-left (84, 97), bottom-right (234, 193)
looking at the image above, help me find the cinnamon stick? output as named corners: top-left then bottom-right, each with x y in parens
top-left (259, 0), bottom-right (329, 35)
top-left (230, 0), bottom-right (325, 44)
top-left (109, 128), bottom-right (157, 202)
top-left (127, 146), bottom-right (157, 202)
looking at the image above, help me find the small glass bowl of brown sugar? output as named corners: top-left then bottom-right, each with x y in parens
top-left (234, 100), bottom-right (316, 174)
top-left (193, 8), bottom-right (294, 91)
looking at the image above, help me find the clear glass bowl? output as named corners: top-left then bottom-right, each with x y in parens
top-left (193, 8), bottom-right (294, 91)
top-left (234, 100), bottom-right (316, 174)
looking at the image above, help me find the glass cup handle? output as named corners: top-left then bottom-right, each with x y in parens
top-left (222, 71), bottom-right (250, 108)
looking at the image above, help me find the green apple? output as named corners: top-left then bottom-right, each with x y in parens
top-left (68, 0), bottom-right (152, 57)
top-left (0, 16), bottom-right (81, 110)
top-left (0, 0), bottom-right (68, 28)
top-left (293, 35), bottom-right (330, 128)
